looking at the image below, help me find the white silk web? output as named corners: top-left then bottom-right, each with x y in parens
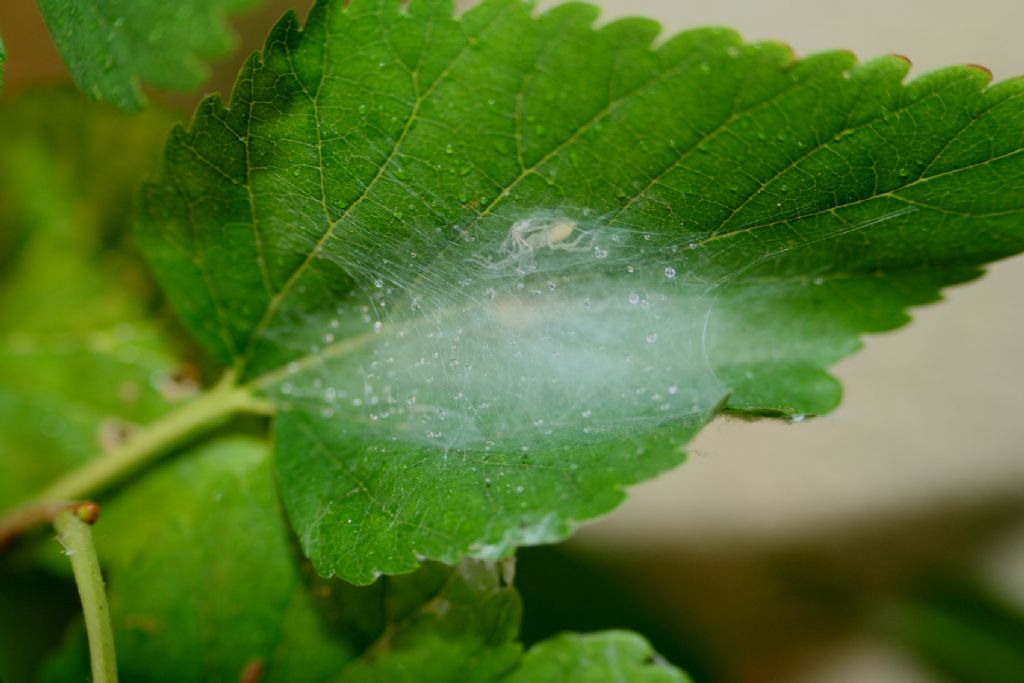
top-left (255, 199), bottom-right (917, 456)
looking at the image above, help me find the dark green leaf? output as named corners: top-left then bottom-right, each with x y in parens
top-left (40, 437), bottom-right (683, 682)
top-left (0, 91), bottom-right (182, 510)
top-left (0, 567), bottom-right (78, 683)
top-left (36, 0), bottom-right (261, 110)
top-left (137, 0), bottom-right (1024, 582)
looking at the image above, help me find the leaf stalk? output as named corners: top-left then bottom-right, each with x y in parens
top-left (0, 372), bottom-right (270, 544)
top-left (55, 505), bottom-right (118, 683)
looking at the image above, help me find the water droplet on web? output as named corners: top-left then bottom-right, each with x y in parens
top-left (664, 267), bottom-right (676, 279)
top-left (581, 409), bottom-right (592, 418)
top-left (687, 242), bottom-right (698, 250)
top-left (627, 265), bottom-right (635, 273)
top-left (646, 332), bottom-right (658, 344)
top-left (373, 279), bottom-right (384, 289)
top-left (668, 384), bottom-right (678, 395)
top-left (594, 247), bottom-right (608, 259)
top-left (323, 333), bottom-right (335, 344)
top-left (628, 293), bottom-right (640, 305)
top-left (515, 485), bottom-right (525, 494)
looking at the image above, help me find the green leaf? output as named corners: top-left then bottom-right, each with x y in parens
top-left (137, 0), bottom-right (1024, 583)
top-left (69, 438), bottom-right (361, 682)
top-left (36, 0), bottom-right (262, 110)
top-left (505, 632), bottom-right (687, 683)
top-left (0, 91), bottom-right (182, 509)
top-left (38, 437), bottom-right (683, 682)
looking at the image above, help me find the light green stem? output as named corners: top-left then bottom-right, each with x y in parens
top-left (35, 373), bottom-right (268, 503)
top-left (55, 509), bottom-right (118, 683)
top-left (0, 374), bottom-right (271, 545)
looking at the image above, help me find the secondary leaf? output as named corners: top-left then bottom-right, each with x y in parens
top-left (36, 0), bottom-right (262, 110)
top-left (48, 438), bottom-right (364, 682)
top-left (0, 91), bottom-right (182, 510)
top-left (39, 437), bottom-right (685, 682)
top-left (137, 0), bottom-right (1024, 583)
top-left (505, 632), bottom-right (686, 683)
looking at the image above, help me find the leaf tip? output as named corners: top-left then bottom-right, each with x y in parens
top-left (964, 62), bottom-right (994, 84)
top-left (889, 53), bottom-right (914, 69)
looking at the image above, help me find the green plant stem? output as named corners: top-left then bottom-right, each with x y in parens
top-left (0, 373), bottom-right (271, 542)
top-left (55, 508), bottom-right (118, 683)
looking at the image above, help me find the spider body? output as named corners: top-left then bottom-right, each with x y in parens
top-left (480, 217), bottom-right (593, 270)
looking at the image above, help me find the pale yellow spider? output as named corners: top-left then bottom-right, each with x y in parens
top-left (480, 217), bottom-right (593, 270)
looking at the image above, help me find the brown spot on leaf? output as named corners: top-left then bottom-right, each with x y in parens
top-left (97, 418), bottom-right (139, 452)
top-left (158, 362), bottom-right (201, 401)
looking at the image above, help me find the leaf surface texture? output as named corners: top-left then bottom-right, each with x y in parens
top-left (138, 0), bottom-right (1024, 582)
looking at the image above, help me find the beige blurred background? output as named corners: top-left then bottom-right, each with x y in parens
top-left (2, 1), bottom-right (1022, 681)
